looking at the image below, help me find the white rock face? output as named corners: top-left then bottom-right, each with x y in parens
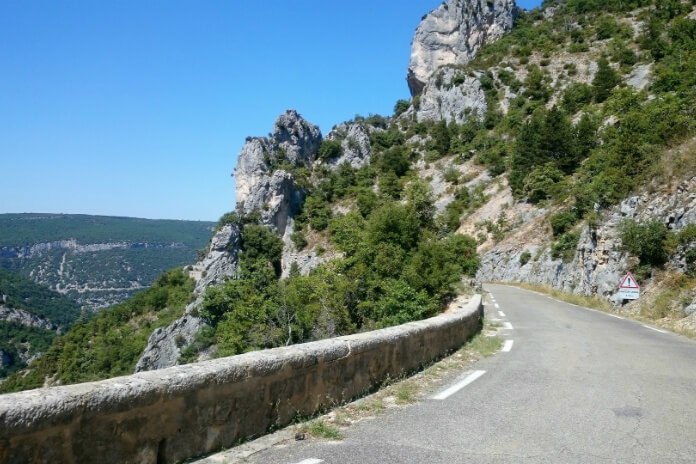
top-left (477, 177), bottom-right (696, 305)
top-left (137, 110), bottom-right (323, 372)
top-left (411, 67), bottom-right (487, 123)
top-left (407, 0), bottom-right (517, 95)
top-left (324, 122), bottom-right (372, 169)
top-left (0, 305), bottom-right (57, 331)
top-left (234, 110), bottom-right (322, 235)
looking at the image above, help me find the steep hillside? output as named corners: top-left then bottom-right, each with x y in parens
top-left (0, 269), bottom-right (82, 378)
top-left (4, 0), bottom-right (696, 391)
top-left (0, 214), bottom-right (214, 310)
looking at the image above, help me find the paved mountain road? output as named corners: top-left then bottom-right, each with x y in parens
top-left (215, 284), bottom-right (696, 463)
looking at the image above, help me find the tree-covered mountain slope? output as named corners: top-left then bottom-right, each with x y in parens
top-left (0, 269), bottom-right (83, 379)
top-left (0, 214), bottom-right (214, 310)
top-left (4, 0), bottom-right (696, 392)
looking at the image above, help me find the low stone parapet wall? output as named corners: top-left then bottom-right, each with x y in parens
top-left (0, 295), bottom-right (482, 464)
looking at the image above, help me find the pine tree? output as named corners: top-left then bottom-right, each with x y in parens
top-left (592, 56), bottom-right (620, 102)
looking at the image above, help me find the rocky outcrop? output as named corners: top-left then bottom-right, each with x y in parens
top-left (477, 178), bottom-right (696, 305)
top-left (134, 299), bottom-right (204, 372)
top-left (235, 110), bottom-right (322, 234)
top-left (0, 306), bottom-right (57, 331)
top-left (407, 0), bottom-right (517, 95)
top-left (407, 67), bottom-right (488, 124)
top-left (323, 122), bottom-right (372, 169)
top-left (190, 224), bottom-right (241, 294)
top-left (137, 110), bottom-right (322, 372)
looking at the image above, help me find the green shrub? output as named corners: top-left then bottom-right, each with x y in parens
top-left (519, 251), bottom-right (532, 266)
top-left (318, 139), bottom-right (343, 160)
top-left (620, 220), bottom-right (675, 267)
top-left (394, 99), bottom-right (410, 117)
top-left (562, 83), bottom-right (593, 114)
top-left (550, 211), bottom-right (578, 237)
top-left (443, 168), bottom-right (461, 184)
top-left (291, 230), bottom-right (307, 250)
top-left (551, 232), bottom-right (580, 263)
top-left (592, 56), bottom-right (620, 103)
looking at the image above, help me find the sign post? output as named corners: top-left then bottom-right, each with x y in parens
top-left (618, 272), bottom-right (640, 300)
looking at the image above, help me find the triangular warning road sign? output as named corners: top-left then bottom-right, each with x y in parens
top-left (620, 272), bottom-right (640, 289)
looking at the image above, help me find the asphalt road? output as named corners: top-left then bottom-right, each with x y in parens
top-left (229, 284), bottom-right (696, 463)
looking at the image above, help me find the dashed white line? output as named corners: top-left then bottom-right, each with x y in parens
top-left (494, 303), bottom-right (500, 309)
top-left (503, 322), bottom-right (514, 330)
top-left (501, 340), bottom-right (514, 352)
top-left (498, 310), bottom-right (505, 317)
top-left (295, 459), bottom-right (323, 464)
top-left (432, 370), bottom-right (486, 400)
top-left (642, 324), bottom-right (668, 334)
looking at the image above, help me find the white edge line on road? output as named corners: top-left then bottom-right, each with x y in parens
top-left (501, 340), bottom-right (514, 352)
top-left (432, 370), bottom-right (486, 400)
top-left (494, 284), bottom-right (679, 337)
top-left (498, 310), bottom-right (505, 317)
top-left (503, 322), bottom-right (514, 330)
top-left (642, 324), bottom-right (668, 334)
top-left (296, 459), bottom-right (324, 464)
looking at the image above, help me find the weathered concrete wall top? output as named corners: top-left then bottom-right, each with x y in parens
top-left (0, 295), bottom-right (482, 464)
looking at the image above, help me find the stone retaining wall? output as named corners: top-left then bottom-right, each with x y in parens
top-left (0, 295), bottom-right (482, 464)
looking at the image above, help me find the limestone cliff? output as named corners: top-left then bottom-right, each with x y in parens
top-left (136, 110), bottom-right (324, 371)
top-left (407, 0), bottom-right (517, 95)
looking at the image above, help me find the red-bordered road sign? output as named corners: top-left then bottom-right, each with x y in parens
top-left (618, 272), bottom-right (640, 299)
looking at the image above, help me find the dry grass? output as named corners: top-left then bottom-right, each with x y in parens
top-left (503, 281), bottom-right (696, 341)
top-left (506, 282), bottom-right (612, 312)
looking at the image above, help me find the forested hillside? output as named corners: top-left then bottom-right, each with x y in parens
top-left (0, 214), bottom-right (214, 310)
top-left (0, 269), bottom-right (82, 378)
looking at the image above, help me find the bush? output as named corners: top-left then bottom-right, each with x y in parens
top-left (216, 211), bottom-right (242, 231)
top-left (291, 230), bottom-right (307, 250)
top-left (519, 251), bottom-right (532, 266)
top-left (551, 232), bottom-right (580, 263)
top-left (318, 139), bottom-right (343, 160)
top-left (523, 164), bottom-right (565, 204)
top-left (394, 99), bottom-right (410, 117)
top-left (550, 211), bottom-right (578, 236)
top-left (620, 220), bottom-right (675, 267)
top-left (562, 83), bottom-right (593, 114)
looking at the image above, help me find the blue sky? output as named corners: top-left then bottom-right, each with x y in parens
top-left (1, 0), bottom-right (541, 221)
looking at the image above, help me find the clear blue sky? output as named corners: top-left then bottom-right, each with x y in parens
top-left (1, 0), bottom-right (541, 221)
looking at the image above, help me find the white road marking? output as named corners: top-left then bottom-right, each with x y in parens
top-left (296, 459), bottom-right (323, 464)
top-left (608, 314), bottom-right (624, 320)
top-left (503, 322), bottom-right (514, 330)
top-left (498, 310), bottom-right (505, 317)
top-left (502, 340), bottom-right (514, 352)
top-left (494, 303), bottom-right (500, 309)
top-left (643, 324), bottom-right (668, 334)
top-left (432, 370), bottom-right (486, 400)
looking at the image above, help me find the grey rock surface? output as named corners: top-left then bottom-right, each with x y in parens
top-left (407, 0), bottom-right (517, 95)
top-left (134, 300), bottom-right (204, 372)
top-left (410, 67), bottom-right (487, 124)
top-left (0, 305), bottom-right (57, 331)
top-left (191, 224), bottom-right (241, 294)
top-left (324, 122), bottom-right (372, 169)
top-left (477, 178), bottom-right (696, 305)
top-left (625, 63), bottom-right (652, 90)
top-left (235, 110), bottom-right (321, 221)
top-left (137, 110), bottom-right (322, 372)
